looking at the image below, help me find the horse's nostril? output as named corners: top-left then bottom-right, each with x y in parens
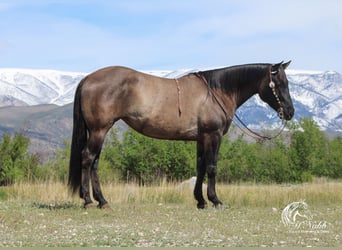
top-left (285, 107), bottom-right (294, 120)
top-left (289, 108), bottom-right (295, 119)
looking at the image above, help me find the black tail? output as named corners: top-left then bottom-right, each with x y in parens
top-left (68, 78), bottom-right (87, 196)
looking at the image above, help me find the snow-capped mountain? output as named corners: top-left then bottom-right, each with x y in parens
top-left (0, 67), bottom-right (341, 132)
top-left (0, 68), bottom-right (85, 106)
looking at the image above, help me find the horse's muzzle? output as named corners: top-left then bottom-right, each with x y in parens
top-left (283, 106), bottom-right (294, 120)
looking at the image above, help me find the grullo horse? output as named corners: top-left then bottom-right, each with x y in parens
top-left (68, 61), bottom-right (294, 209)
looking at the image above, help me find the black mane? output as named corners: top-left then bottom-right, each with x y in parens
top-left (196, 63), bottom-right (270, 92)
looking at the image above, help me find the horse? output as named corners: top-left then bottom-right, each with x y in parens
top-left (68, 61), bottom-right (294, 209)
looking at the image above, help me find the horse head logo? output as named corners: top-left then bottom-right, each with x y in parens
top-left (281, 200), bottom-right (313, 227)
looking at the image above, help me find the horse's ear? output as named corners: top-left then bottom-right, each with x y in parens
top-left (282, 60), bottom-right (291, 69)
top-left (271, 61), bottom-right (283, 74)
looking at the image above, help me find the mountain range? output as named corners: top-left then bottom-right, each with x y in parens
top-left (0, 67), bottom-right (341, 161)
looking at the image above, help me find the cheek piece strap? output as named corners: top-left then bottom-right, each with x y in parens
top-left (269, 71), bottom-right (284, 120)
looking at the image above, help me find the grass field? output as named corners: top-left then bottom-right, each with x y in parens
top-left (0, 179), bottom-right (341, 247)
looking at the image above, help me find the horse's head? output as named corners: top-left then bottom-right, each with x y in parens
top-left (259, 61), bottom-right (294, 121)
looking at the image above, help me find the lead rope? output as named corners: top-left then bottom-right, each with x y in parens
top-left (233, 113), bottom-right (287, 142)
top-left (197, 72), bottom-right (287, 142)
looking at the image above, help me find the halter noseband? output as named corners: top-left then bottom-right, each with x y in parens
top-left (269, 68), bottom-right (284, 121)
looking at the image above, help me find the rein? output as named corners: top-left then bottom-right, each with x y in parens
top-left (196, 72), bottom-right (287, 142)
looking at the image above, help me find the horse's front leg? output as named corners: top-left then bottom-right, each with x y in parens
top-left (204, 133), bottom-right (223, 207)
top-left (194, 141), bottom-right (207, 209)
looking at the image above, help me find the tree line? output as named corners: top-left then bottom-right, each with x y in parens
top-left (0, 118), bottom-right (341, 186)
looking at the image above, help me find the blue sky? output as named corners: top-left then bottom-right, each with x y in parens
top-left (0, 0), bottom-right (341, 73)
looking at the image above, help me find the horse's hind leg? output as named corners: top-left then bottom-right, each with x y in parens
top-left (81, 149), bottom-right (94, 208)
top-left (91, 156), bottom-right (109, 208)
top-left (81, 130), bottom-right (107, 208)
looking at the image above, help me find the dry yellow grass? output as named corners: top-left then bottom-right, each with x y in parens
top-left (2, 178), bottom-right (342, 208)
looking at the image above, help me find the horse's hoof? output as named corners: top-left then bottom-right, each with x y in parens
top-left (197, 202), bottom-right (208, 209)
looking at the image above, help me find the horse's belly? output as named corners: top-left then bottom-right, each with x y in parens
top-left (123, 116), bottom-right (198, 140)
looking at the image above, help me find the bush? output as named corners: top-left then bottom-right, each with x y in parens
top-left (0, 133), bottom-right (39, 185)
top-left (324, 137), bottom-right (342, 178)
top-left (2, 118), bottom-right (340, 185)
top-left (217, 118), bottom-right (341, 184)
top-left (104, 129), bottom-right (195, 185)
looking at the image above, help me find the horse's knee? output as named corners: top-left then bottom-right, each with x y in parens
top-left (206, 165), bottom-right (217, 178)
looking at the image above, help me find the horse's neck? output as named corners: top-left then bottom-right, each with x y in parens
top-left (234, 85), bottom-right (257, 108)
top-left (201, 66), bottom-right (268, 110)
top-left (224, 68), bottom-right (267, 108)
